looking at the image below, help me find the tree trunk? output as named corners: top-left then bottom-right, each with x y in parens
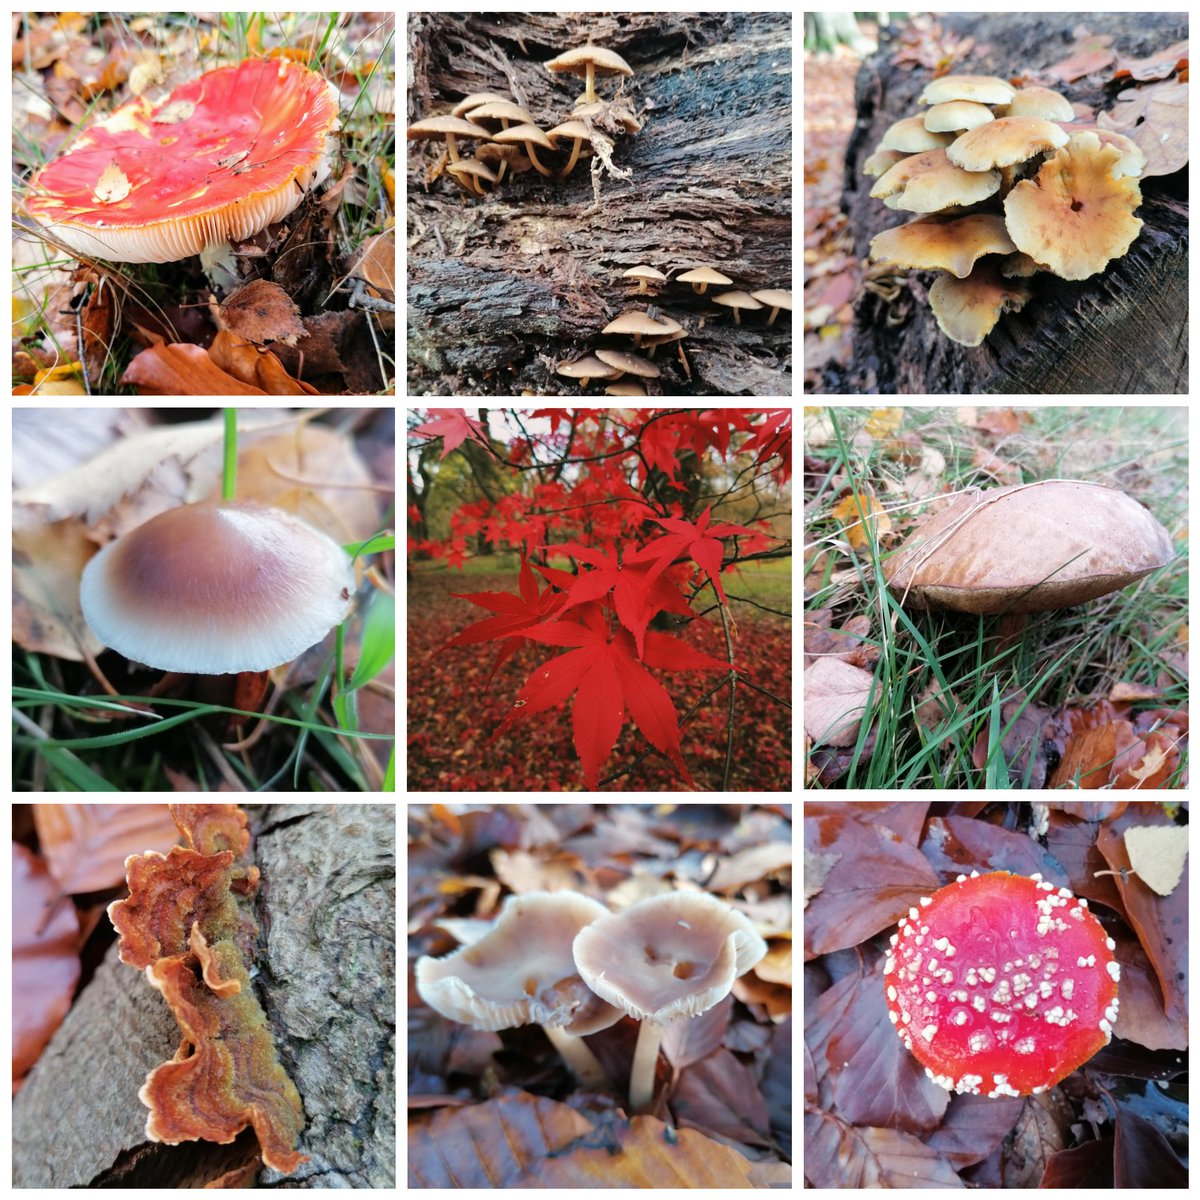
top-left (12, 804), bottom-right (396, 1188)
top-left (407, 12), bottom-right (793, 396)
top-left (835, 12), bottom-right (1187, 394)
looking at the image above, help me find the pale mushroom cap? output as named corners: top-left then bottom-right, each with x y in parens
top-left (451, 91), bottom-right (511, 117)
top-left (595, 348), bottom-right (660, 378)
top-left (750, 289), bottom-right (792, 310)
top-left (80, 502), bottom-right (354, 673)
top-left (928, 262), bottom-right (1032, 347)
top-left (546, 120), bottom-right (593, 143)
top-left (1003, 133), bottom-right (1143, 280)
top-left (415, 891), bottom-right (623, 1034)
top-left (871, 148), bottom-right (1000, 213)
top-left (946, 116), bottom-right (1069, 171)
top-left (923, 100), bottom-right (996, 132)
top-left (407, 115), bottom-right (493, 140)
top-left (879, 116), bottom-right (954, 153)
top-left (572, 892), bottom-right (767, 1025)
top-left (623, 265), bottom-right (665, 283)
top-left (465, 100), bottom-right (537, 124)
top-left (493, 122), bottom-right (555, 150)
top-left (1067, 126), bottom-right (1146, 178)
top-left (602, 311), bottom-right (672, 337)
top-left (677, 266), bottom-right (732, 287)
top-left (446, 159), bottom-right (499, 184)
top-left (25, 59), bottom-right (339, 264)
top-left (545, 44), bottom-right (634, 78)
top-left (712, 290), bottom-right (763, 311)
top-left (557, 354), bottom-right (620, 380)
top-left (919, 73), bottom-right (1016, 106)
top-left (883, 480), bottom-right (1174, 613)
top-left (1004, 86), bottom-right (1075, 122)
top-left (869, 214), bottom-right (1016, 279)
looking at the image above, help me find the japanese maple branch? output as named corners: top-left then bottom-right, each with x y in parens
top-left (714, 597), bottom-right (738, 790)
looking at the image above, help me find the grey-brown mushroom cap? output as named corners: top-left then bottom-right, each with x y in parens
top-left (571, 891), bottom-right (768, 1026)
top-left (883, 480), bottom-right (1175, 614)
top-left (415, 891), bottom-right (624, 1034)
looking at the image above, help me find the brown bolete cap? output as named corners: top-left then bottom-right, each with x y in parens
top-left (883, 480), bottom-right (1174, 614)
top-left (572, 891), bottom-right (767, 1025)
top-left (928, 262), bottom-right (1032, 346)
top-left (869, 214), bottom-right (1015, 279)
top-left (871, 148), bottom-right (1001, 213)
top-left (80, 501), bottom-right (354, 673)
top-left (946, 116), bottom-right (1069, 171)
top-left (879, 116), bottom-right (954, 154)
top-left (416, 891), bottom-right (623, 1035)
top-left (918, 74), bottom-right (1016, 106)
top-left (923, 100), bottom-right (995, 132)
top-left (545, 43), bottom-right (633, 104)
top-left (1003, 132), bottom-right (1143, 280)
top-left (1003, 86), bottom-right (1075, 122)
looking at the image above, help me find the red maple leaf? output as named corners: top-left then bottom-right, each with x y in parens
top-left (626, 505), bottom-right (759, 605)
top-left (493, 605), bottom-right (728, 789)
top-left (412, 409), bottom-right (489, 460)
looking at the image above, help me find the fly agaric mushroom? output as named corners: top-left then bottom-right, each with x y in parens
top-left (24, 59), bottom-right (339, 264)
top-left (883, 480), bottom-right (1174, 614)
top-left (884, 871), bottom-right (1120, 1097)
top-left (572, 891), bottom-right (767, 1112)
top-left (544, 43), bottom-right (633, 106)
top-left (1003, 132), bottom-right (1144, 280)
top-left (80, 502), bottom-right (354, 673)
top-left (416, 891), bottom-right (622, 1088)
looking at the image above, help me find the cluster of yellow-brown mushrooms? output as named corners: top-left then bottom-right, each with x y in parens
top-left (864, 73), bottom-right (1145, 346)
top-left (407, 42), bottom-right (641, 196)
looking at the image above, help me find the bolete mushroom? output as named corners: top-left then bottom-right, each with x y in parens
top-left (884, 871), bottom-right (1120, 1097)
top-left (416, 891), bottom-right (622, 1088)
top-left (80, 501), bottom-right (354, 673)
top-left (572, 891), bottom-right (767, 1111)
top-left (24, 59), bottom-right (340, 264)
top-left (883, 479), bottom-right (1174, 613)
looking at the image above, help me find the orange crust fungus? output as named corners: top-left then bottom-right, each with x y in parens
top-left (108, 804), bottom-right (307, 1176)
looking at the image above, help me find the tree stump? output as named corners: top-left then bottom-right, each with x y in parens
top-left (835, 12), bottom-right (1187, 394)
top-left (407, 13), bottom-right (793, 396)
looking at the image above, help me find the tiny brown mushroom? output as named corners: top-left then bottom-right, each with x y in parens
top-left (676, 266), bottom-right (732, 296)
top-left (750, 289), bottom-right (792, 326)
top-left (605, 381), bottom-right (647, 396)
top-left (602, 311), bottom-right (673, 349)
top-left (492, 123), bottom-right (556, 177)
top-left (451, 92), bottom-right (512, 117)
top-left (462, 100), bottom-right (537, 129)
top-left (406, 115), bottom-right (491, 164)
top-left (594, 348), bottom-right (660, 380)
top-left (557, 355), bottom-right (620, 389)
top-left (546, 119), bottom-right (596, 178)
top-left (712, 290), bottom-right (763, 325)
top-left (445, 158), bottom-right (498, 197)
top-left (622, 265), bottom-right (666, 294)
top-left (545, 43), bottom-right (633, 106)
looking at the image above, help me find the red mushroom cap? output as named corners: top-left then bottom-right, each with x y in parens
top-left (24, 59), bottom-right (339, 263)
top-left (883, 871), bottom-right (1120, 1098)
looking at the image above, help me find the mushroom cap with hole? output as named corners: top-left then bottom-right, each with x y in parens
top-left (1003, 86), bottom-right (1076, 122)
top-left (545, 44), bottom-right (634, 80)
top-left (602, 311), bottom-right (673, 337)
top-left (883, 480), bottom-right (1174, 613)
top-left (923, 100), bottom-right (996, 132)
top-left (572, 892), bottom-right (767, 1025)
top-left (918, 73), bottom-right (1016, 106)
top-left (879, 116), bottom-right (954, 153)
top-left (869, 214), bottom-right (1015, 279)
top-left (871, 148), bottom-right (1001, 213)
top-left (676, 266), bottom-right (732, 288)
top-left (927, 263), bottom-right (1032, 346)
top-left (946, 116), bottom-right (1069, 171)
top-left (24, 59), bottom-right (339, 264)
top-left (416, 891), bottom-right (623, 1035)
top-left (80, 501), bottom-right (354, 673)
top-left (1003, 133), bottom-right (1143, 280)
top-left (595, 348), bottom-right (660, 378)
top-left (884, 871), bottom-right (1120, 1097)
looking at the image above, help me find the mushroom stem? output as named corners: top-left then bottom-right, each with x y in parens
top-left (731, 308), bottom-right (742, 325)
top-left (584, 62), bottom-right (597, 104)
top-left (543, 1025), bottom-right (610, 1089)
top-left (526, 143), bottom-right (555, 177)
top-left (692, 282), bottom-right (707, 295)
top-left (445, 133), bottom-right (462, 163)
top-left (765, 306), bottom-right (781, 325)
top-left (629, 1021), bottom-right (663, 1111)
top-left (558, 137), bottom-right (586, 179)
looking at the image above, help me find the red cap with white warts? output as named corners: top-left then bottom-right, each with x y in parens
top-left (883, 871), bottom-right (1120, 1098)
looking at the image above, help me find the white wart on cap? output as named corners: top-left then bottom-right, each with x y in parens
top-left (80, 502), bottom-right (354, 673)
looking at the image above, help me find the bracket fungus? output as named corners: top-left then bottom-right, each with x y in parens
top-left (416, 891), bottom-right (622, 1088)
top-left (80, 501), bottom-right (354, 675)
top-left (883, 479), bottom-right (1174, 614)
top-left (24, 59), bottom-right (339, 264)
top-left (884, 871), bottom-right (1120, 1097)
top-left (572, 891), bottom-right (767, 1112)
top-left (108, 804), bottom-right (306, 1175)
top-left (865, 72), bottom-right (1144, 345)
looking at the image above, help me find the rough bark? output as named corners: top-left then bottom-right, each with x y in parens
top-left (12, 804), bottom-right (396, 1189)
top-left (407, 12), bottom-right (793, 396)
top-left (832, 12), bottom-right (1187, 394)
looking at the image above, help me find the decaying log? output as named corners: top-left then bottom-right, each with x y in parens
top-left (407, 13), bottom-right (793, 396)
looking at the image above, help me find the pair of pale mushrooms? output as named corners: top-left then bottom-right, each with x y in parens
top-left (408, 43), bottom-right (639, 197)
top-left (415, 890), bottom-right (767, 1112)
top-left (864, 73), bottom-right (1146, 346)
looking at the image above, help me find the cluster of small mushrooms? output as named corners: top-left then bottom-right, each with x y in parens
top-left (864, 73), bottom-right (1146, 346)
top-left (558, 264), bottom-right (792, 396)
top-left (416, 889), bottom-right (767, 1112)
top-left (407, 42), bottom-right (641, 197)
